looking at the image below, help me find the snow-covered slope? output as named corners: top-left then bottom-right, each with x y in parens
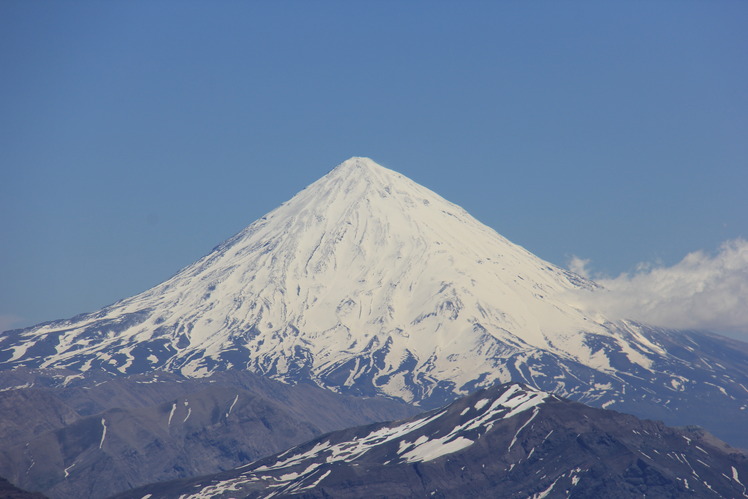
top-left (2, 157), bottom-right (747, 445)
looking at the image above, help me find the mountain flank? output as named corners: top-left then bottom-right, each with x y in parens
top-left (0, 369), bottom-right (414, 498)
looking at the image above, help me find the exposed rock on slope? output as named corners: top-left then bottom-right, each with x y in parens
top-left (0, 476), bottom-right (46, 499)
top-left (115, 383), bottom-right (748, 499)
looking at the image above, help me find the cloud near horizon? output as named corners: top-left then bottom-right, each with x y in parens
top-left (0, 314), bottom-right (23, 333)
top-left (567, 239), bottom-right (748, 337)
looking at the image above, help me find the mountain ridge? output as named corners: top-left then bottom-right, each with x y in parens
top-left (112, 382), bottom-right (748, 499)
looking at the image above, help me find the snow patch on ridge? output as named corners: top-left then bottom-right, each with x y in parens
top-left (178, 384), bottom-right (551, 497)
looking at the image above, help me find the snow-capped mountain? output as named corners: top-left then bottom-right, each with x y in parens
top-left (2, 157), bottom-right (747, 446)
top-left (115, 382), bottom-right (748, 499)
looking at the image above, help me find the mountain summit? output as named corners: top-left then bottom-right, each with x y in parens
top-left (2, 157), bottom-right (747, 445)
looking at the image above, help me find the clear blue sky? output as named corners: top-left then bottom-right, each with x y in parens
top-left (1, 1), bottom-right (747, 331)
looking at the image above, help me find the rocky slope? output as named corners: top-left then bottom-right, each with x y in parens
top-left (0, 369), bottom-right (414, 498)
top-left (115, 383), bottom-right (748, 499)
top-left (0, 476), bottom-right (46, 499)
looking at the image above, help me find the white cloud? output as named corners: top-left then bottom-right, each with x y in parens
top-left (567, 255), bottom-right (591, 279)
top-left (569, 239), bottom-right (748, 337)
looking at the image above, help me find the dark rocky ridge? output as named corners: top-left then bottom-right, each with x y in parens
top-left (115, 383), bottom-right (748, 499)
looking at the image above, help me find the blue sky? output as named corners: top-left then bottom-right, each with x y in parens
top-left (1, 1), bottom-right (747, 334)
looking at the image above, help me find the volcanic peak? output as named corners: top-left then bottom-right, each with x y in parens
top-left (329, 156), bottom-right (389, 176)
top-left (299, 156), bottom-right (440, 208)
top-left (4, 156), bottom-right (748, 453)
